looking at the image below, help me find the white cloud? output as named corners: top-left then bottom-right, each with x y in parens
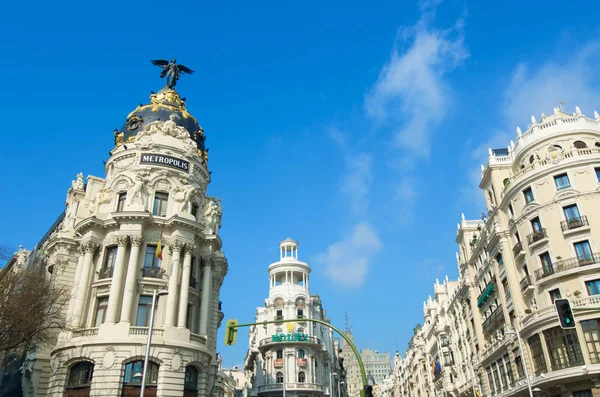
top-left (504, 41), bottom-right (600, 129)
top-left (364, 10), bottom-right (468, 158)
top-left (316, 222), bottom-right (383, 288)
top-left (341, 153), bottom-right (372, 215)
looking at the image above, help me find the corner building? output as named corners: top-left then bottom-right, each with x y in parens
top-left (395, 107), bottom-right (600, 397)
top-left (26, 81), bottom-right (229, 396)
top-left (245, 239), bottom-right (340, 397)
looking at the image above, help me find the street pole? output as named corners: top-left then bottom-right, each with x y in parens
top-left (330, 372), bottom-right (337, 397)
top-left (140, 289), bottom-right (167, 397)
top-left (468, 362), bottom-right (477, 397)
top-left (515, 329), bottom-right (535, 397)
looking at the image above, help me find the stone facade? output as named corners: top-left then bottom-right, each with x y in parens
top-left (245, 239), bottom-right (340, 397)
top-left (17, 84), bottom-right (229, 396)
top-left (393, 107), bottom-right (600, 397)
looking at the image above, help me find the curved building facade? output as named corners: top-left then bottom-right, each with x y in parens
top-left (21, 81), bottom-right (228, 397)
top-left (244, 239), bottom-right (340, 397)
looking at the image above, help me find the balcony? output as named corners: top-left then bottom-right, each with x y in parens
top-left (526, 228), bottom-right (547, 245)
top-left (520, 275), bottom-right (533, 291)
top-left (297, 358), bottom-right (308, 366)
top-left (274, 315), bottom-right (284, 323)
top-left (142, 266), bottom-right (165, 279)
top-left (258, 383), bottom-right (324, 393)
top-left (512, 241), bottom-right (523, 257)
top-left (561, 216), bottom-right (589, 232)
top-left (482, 307), bottom-right (505, 331)
top-left (534, 253), bottom-right (600, 281)
top-left (296, 315), bottom-right (306, 322)
top-left (71, 328), bottom-right (99, 338)
top-left (259, 335), bottom-right (322, 347)
top-left (273, 359), bottom-right (284, 368)
top-left (129, 326), bottom-right (164, 337)
top-left (97, 266), bottom-right (114, 279)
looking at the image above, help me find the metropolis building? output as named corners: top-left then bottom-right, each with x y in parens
top-left (18, 70), bottom-right (229, 396)
top-left (244, 239), bottom-right (341, 397)
top-left (395, 107), bottom-right (600, 397)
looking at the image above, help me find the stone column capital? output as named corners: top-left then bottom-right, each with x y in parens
top-left (113, 235), bottom-right (130, 247)
top-left (131, 236), bottom-right (143, 247)
top-left (82, 241), bottom-right (99, 253)
top-left (169, 240), bottom-right (185, 253)
top-left (184, 243), bottom-right (196, 255)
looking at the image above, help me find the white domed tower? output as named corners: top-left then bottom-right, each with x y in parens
top-left (31, 62), bottom-right (229, 397)
top-left (244, 239), bottom-right (339, 397)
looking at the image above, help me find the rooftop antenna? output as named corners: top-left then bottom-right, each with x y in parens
top-left (559, 100), bottom-right (565, 113)
top-left (395, 336), bottom-right (398, 352)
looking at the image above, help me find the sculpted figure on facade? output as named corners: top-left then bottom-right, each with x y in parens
top-left (91, 187), bottom-right (112, 214)
top-left (203, 197), bottom-right (222, 234)
top-left (128, 174), bottom-right (151, 207)
top-left (174, 184), bottom-right (197, 213)
top-left (163, 114), bottom-right (189, 140)
top-left (71, 173), bottom-right (84, 191)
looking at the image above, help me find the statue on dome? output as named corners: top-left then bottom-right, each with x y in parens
top-left (150, 59), bottom-right (195, 89)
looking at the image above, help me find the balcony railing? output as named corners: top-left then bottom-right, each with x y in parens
top-left (273, 359), bottom-right (284, 367)
top-left (259, 335), bottom-right (322, 347)
top-left (561, 216), bottom-right (589, 231)
top-left (297, 358), bottom-right (308, 366)
top-left (534, 253), bottom-right (600, 280)
top-left (520, 275), bottom-right (532, 291)
top-left (71, 328), bottom-right (99, 338)
top-left (526, 228), bottom-right (547, 244)
top-left (512, 241), bottom-right (523, 256)
top-left (129, 326), bottom-right (164, 337)
top-left (97, 266), bottom-right (114, 279)
top-left (482, 307), bottom-right (505, 331)
top-left (258, 383), bottom-right (324, 392)
top-left (142, 266), bottom-right (165, 279)
top-left (274, 315), bottom-right (284, 323)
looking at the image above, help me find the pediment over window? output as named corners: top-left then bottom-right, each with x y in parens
top-left (273, 298), bottom-right (284, 308)
top-left (553, 188), bottom-right (579, 201)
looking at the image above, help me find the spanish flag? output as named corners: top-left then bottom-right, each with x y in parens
top-left (155, 224), bottom-right (164, 261)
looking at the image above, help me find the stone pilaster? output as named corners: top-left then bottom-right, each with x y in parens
top-left (72, 241), bottom-right (99, 328)
top-left (177, 243), bottom-right (194, 328)
top-left (105, 235), bottom-right (130, 324)
top-left (120, 235), bottom-right (143, 323)
top-left (165, 240), bottom-right (184, 326)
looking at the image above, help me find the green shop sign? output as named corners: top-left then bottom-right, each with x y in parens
top-left (272, 333), bottom-right (309, 342)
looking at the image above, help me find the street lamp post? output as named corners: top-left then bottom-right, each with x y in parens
top-left (512, 329), bottom-right (534, 397)
top-left (140, 289), bottom-right (168, 397)
top-left (330, 372), bottom-right (338, 397)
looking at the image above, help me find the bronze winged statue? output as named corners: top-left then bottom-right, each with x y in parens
top-left (150, 59), bottom-right (195, 88)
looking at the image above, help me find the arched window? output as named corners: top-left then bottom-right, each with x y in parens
top-left (574, 140), bottom-right (587, 149)
top-left (298, 372), bottom-right (306, 383)
top-left (123, 360), bottom-right (159, 396)
top-left (595, 142), bottom-right (600, 148)
top-left (276, 350), bottom-right (283, 359)
top-left (184, 366), bottom-right (198, 395)
top-left (276, 372), bottom-right (284, 383)
top-left (298, 349), bottom-right (305, 358)
top-left (66, 362), bottom-right (94, 396)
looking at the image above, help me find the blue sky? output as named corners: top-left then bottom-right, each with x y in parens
top-left (2, 0), bottom-right (600, 368)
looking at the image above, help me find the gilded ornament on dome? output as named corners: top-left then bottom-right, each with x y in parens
top-left (126, 115), bottom-right (144, 131)
top-left (113, 129), bottom-right (125, 146)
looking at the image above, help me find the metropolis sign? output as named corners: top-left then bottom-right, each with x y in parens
top-left (140, 153), bottom-right (189, 172)
top-left (271, 333), bottom-right (309, 342)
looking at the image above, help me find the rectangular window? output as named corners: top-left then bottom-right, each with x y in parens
top-left (186, 305), bottom-right (193, 329)
top-left (94, 297), bottom-right (108, 327)
top-left (104, 246), bottom-right (118, 269)
top-left (581, 319), bottom-right (600, 364)
top-left (586, 279), bottom-right (600, 296)
top-left (540, 252), bottom-right (553, 273)
top-left (574, 241), bottom-right (593, 262)
top-left (523, 187), bottom-right (534, 203)
top-left (554, 173), bottom-right (570, 190)
top-left (503, 354), bottom-right (514, 384)
top-left (190, 257), bottom-right (197, 289)
top-left (530, 217), bottom-right (542, 232)
top-left (543, 326), bottom-right (584, 370)
top-left (528, 334), bottom-right (547, 374)
top-left (563, 204), bottom-right (580, 220)
top-left (549, 289), bottom-right (561, 304)
top-left (574, 391), bottom-right (592, 397)
top-left (514, 353), bottom-right (524, 378)
top-left (153, 192), bottom-right (168, 216)
top-left (116, 192), bottom-right (127, 212)
top-left (136, 296), bottom-right (154, 327)
top-left (596, 167), bottom-right (600, 182)
top-left (191, 203), bottom-right (198, 218)
top-left (144, 245), bottom-right (161, 269)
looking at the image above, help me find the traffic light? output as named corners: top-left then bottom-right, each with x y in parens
top-left (555, 298), bottom-right (576, 329)
top-left (224, 319), bottom-right (239, 346)
top-left (363, 385), bottom-right (374, 397)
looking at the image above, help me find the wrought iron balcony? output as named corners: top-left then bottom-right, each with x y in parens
top-left (512, 241), bottom-right (523, 257)
top-left (97, 266), bottom-right (114, 279)
top-left (561, 216), bottom-right (589, 231)
top-left (482, 307), bottom-right (505, 331)
top-left (520, 275), bottom-right (532, 291)
top-left (141, 266), bottom-right (165, 279)
top-left (534, 253), bottom-right (600, 280)
top-left (526, 228), bottom-right (547, 244)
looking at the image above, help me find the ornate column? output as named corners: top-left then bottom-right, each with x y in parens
top-left (199, 257), bottom-right (213, 335)
top-left (67, 246), bottom-right (85, 324)
top-left (120, 235), bottom-right (143, 323)
top-left (105, 235), bottom-right (130, 324)
top-left (177, 244), bottom-right (194, 328)
top-left (72, 241), bottom-right (98, 328)
top-left (165, 241), bottom-right (183, 327)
